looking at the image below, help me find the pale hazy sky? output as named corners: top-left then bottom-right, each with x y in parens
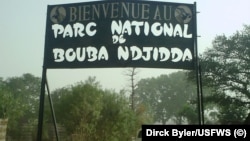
top-left (1, 0), bottom-right (250, 91)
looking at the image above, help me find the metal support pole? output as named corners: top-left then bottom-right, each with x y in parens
top-left (193, 2), bottom-right (202, 125)
top-left (37, 68), bottom-right (47, 141)
top-left (45, 77), bottom-right (60, 141)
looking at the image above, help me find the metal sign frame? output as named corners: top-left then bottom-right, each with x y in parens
top-left (37, 1), bottom-right (203, 141)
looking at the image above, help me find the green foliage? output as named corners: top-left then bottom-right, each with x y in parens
top-left (52, 77), bottom-right (143, 141)
top-left (135, 71), bottom-right (197, 124)
top-left (0, 73), bottom-right (41, 139)
top-left (0, 78), bottom-right (15, 119)
top-left (177, 103), bottom-right (197, 124)
top-left (200, 25), bottom-right (250, 124)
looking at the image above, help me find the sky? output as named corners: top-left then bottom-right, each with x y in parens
top-left (1, 0), bottom-right (250, 92)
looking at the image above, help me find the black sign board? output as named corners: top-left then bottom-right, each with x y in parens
top-left (44, 0), bottom-right (195, 69)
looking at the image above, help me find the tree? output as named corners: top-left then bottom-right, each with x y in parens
top-left (123, 67), bottom-right (140, 111)
top-left (177, 103), bottom-right (198, 124)
top-left (0, 73), bottom-right (41, 139)
top-left (0, 77), bottom-right (15, 119)
top-left (5, 73), bottom-right (41, 122)
top-left (200, 25), bottom-right (250, 124)
top-left (135, 71), bottom-right (197, 124)
top-left (52, 77), bottom-right (143, 141)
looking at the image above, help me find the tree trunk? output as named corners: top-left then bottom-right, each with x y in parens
top-left (0, 118), bottom-right (8, 141)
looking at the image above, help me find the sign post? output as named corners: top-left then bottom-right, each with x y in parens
top-left (193, 2), bottom-right (204, 125)
top-left (38, 1), bottom-right (202, 140)
top-left (37, 68), bottom-right (46, 141)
